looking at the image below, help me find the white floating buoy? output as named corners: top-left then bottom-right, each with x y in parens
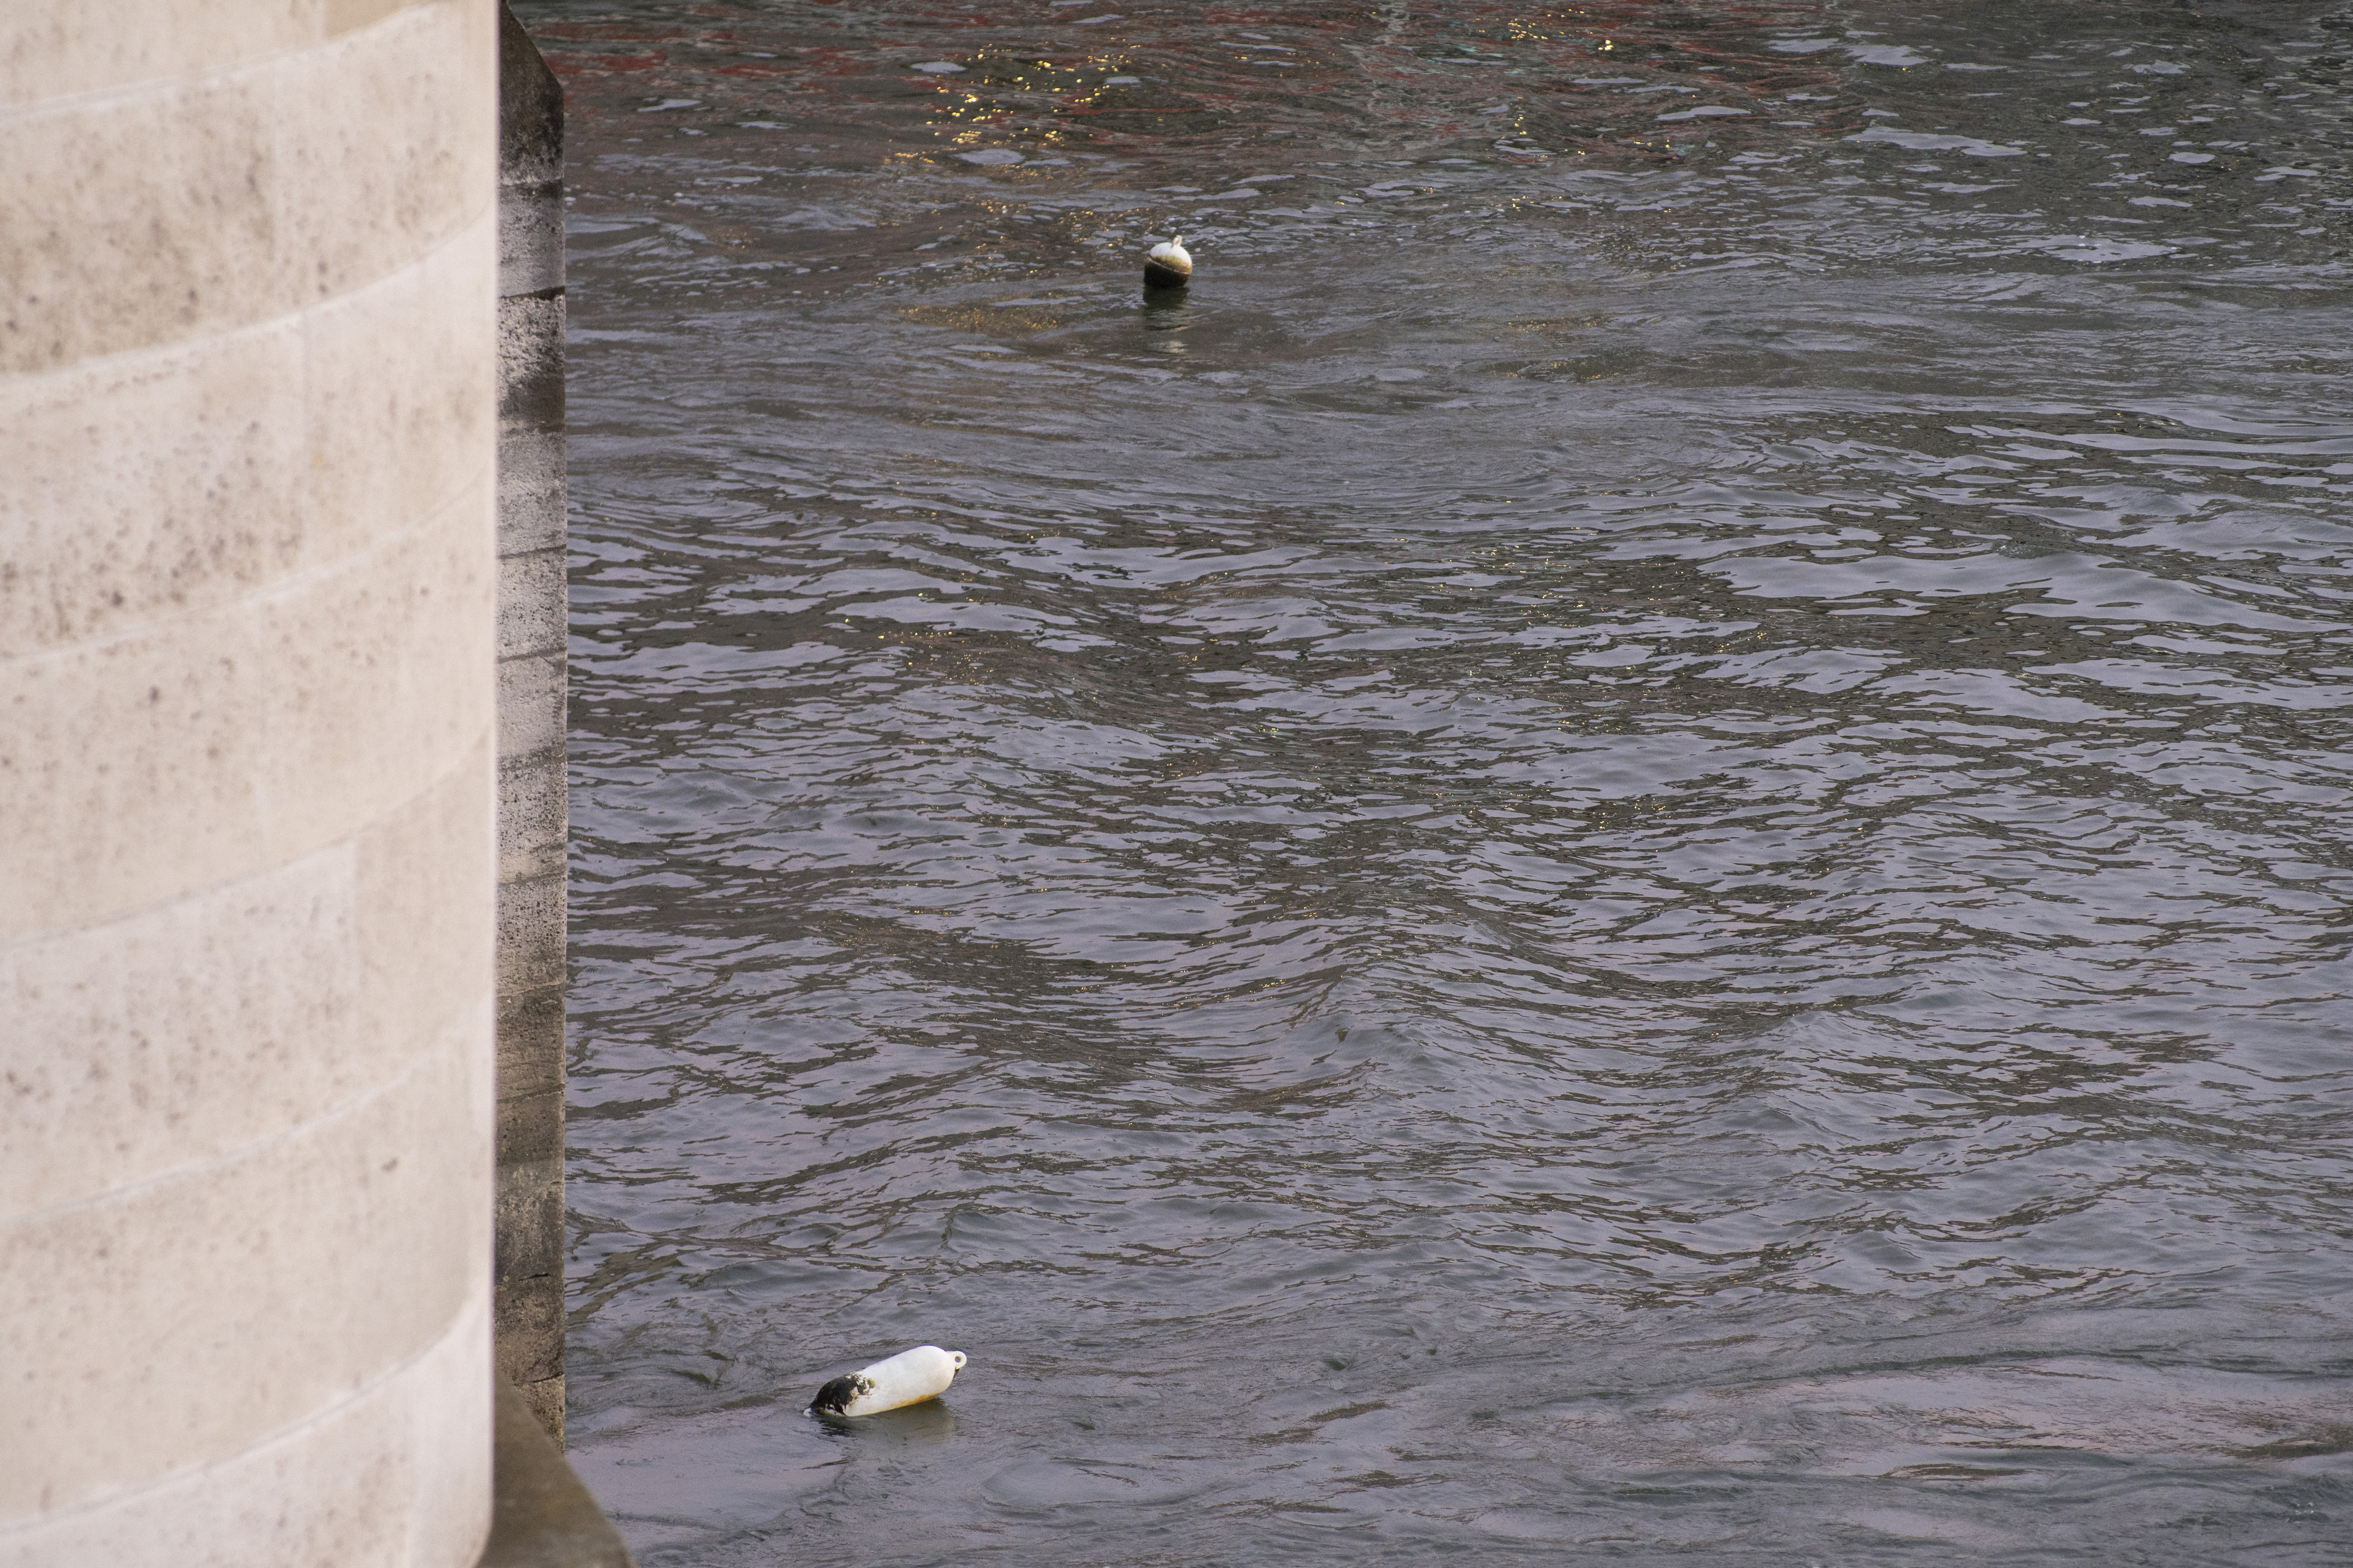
top-left (809, 1345), bottom-right (968, 1416)
top-left (1144, 234), bottom-right (1192, 290)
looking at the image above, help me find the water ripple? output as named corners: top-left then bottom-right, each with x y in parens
top-left (536, 0), bottom-right (2353, 1561)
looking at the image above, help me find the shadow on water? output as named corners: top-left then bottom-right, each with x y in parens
top-left (531, 0), bottom-right (2353, 1561)
top-left (813, 1400), bottom-right (961, 1452)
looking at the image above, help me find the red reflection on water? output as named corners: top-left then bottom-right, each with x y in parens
top-left (532, 0), bottom-right (1847, 165)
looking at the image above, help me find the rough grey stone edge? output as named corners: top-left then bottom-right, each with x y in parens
top-left (476, 1376), bottom-right (634, 1568)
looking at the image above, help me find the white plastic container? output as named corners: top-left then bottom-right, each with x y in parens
top-left (809, 1345), bottom-right (969, 1416)
top-left (1144, 235), bottom-right (1192, 289)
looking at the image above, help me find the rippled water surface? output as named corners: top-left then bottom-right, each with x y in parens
top-left (525, 1), bottom-right (2353, 1560)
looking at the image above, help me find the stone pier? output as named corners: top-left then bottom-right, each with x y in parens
top-left (2, 2), bottom-right (501, 1560)
top-left (494, 1), bottom-right (573, 1446)
top-left (3, 2), bottom-right (624, 1562)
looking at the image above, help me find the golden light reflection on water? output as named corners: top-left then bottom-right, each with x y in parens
top-left (898, 303), bottom-right (1077, 335)
top-left (916, 51), bottom-right (1142, 155)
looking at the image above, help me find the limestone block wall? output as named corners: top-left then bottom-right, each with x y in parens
top-left (494, 4), bottom-right (572, 1442)
top-left (0, 3), bottom-right (501, 1564)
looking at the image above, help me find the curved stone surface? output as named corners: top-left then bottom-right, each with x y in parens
top-left (0, 2), bottom-right (499, 1563)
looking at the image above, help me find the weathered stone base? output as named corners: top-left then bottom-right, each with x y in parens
top-left (477, 1377), bottom-right (631, 1568)
top-left (494, 0), bottom-right (572, 1449)
top-left (516, 1372), bottom-right (566, 1447)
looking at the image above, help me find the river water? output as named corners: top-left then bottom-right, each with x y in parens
top-left (523, 1), bottom-right (2353, 1561)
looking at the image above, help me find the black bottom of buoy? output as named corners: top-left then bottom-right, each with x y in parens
top-left (1142, 261), bottom-right (1191, 290)
top-left (811, 1373), bottom-right (866, 1414)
